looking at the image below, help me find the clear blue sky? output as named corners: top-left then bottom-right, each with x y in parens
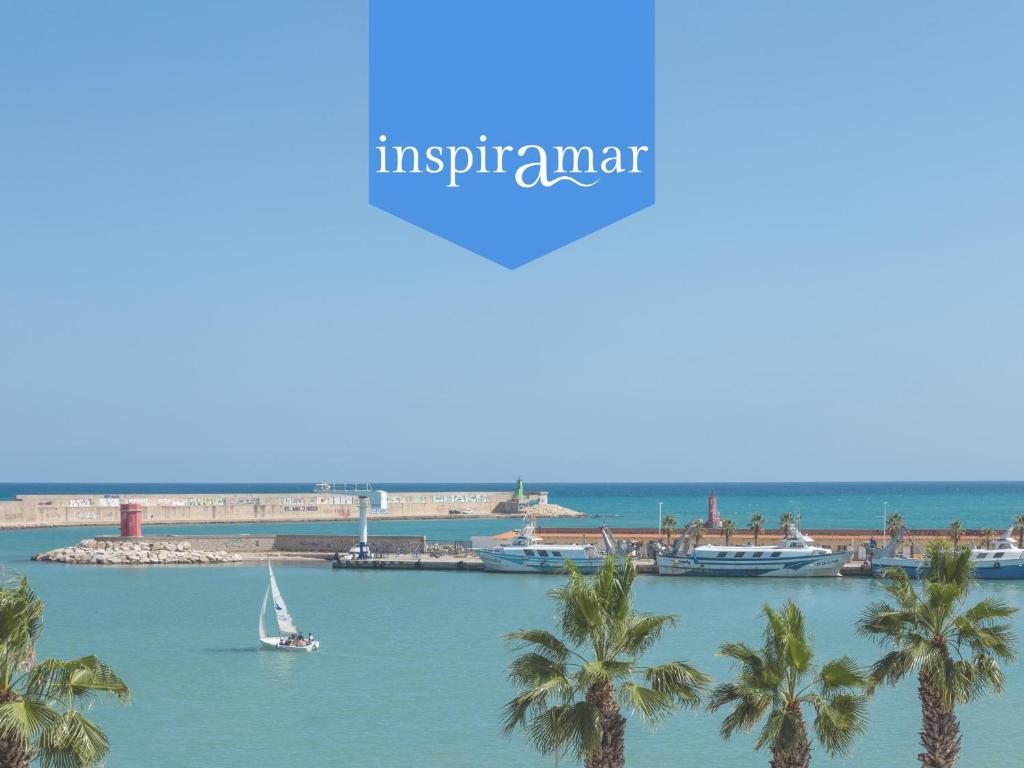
top-left (1, 2), bottom-right (1022, 482)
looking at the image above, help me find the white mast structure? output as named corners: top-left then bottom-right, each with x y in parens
top-left (350, 487), bottom-right (387, 560)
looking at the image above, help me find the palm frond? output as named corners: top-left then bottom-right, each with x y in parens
top-left (866, 649), bottom-right (915, 691)
top-left (0, 577), bottom-right (45, 664)
top-left (526, 701), bottom-right (601, 761)
top-left (27, 656), bottom-right (131, 705)
top-left (717, 641), bottom-right (764, 671)
top-left (504, 629), bottom-right (571, 663)
top-left (0, 697), bottom-right (59, 744)
top-left (817, 656), bottom-right (866, 693)
top-left (551, 568), bottom-right (603, 649)
top-left (36, 710), bottom-right (111, 768)
top-left (877, 568), bottom-right (920, 609)
top-left (501, 675), bottom-right (573, 736)
top-left (644, 661), bottom-right (709, 708)
top-left (709, 683), bottom-right (771, 739)
top-left (577, 659), bottom-right (633, 688)
top-left (507, 653), bottom-right (568, 689)
top-left (613, 614), bottom-right (677, 657)
top-left (811, 692), bottom-right (867, 755)
top-left (617, 682), bottom-right (673, 722)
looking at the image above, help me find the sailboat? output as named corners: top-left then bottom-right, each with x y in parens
top-left (259, 562), bottom-right (320, 651)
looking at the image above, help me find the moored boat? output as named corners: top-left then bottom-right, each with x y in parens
top-left (656, 522), bottom-right (849, 577)
top-left (259, 563), bottom-right (320, 651)
top-left (473, 514), bottom-right (620, 574)
top-left (869, 524), bottom-right (1024, 580)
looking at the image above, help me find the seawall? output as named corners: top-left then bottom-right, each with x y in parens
top-left (0, 489), bottom-right (579, 529)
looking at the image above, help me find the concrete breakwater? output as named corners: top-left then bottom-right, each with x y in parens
top-left (1, 489), bottom-right (580, 529)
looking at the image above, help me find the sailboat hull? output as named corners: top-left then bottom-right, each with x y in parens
top-left (260, 637), bottom-right (320, 652)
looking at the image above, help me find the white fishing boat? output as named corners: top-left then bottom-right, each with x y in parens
top-left (657, 522), bottom-right (849, 577)
top-left (869, 524), bottom-right (1024, 580)
top-left (473, 514), bottom-right (621, 574)
top-left (259, 563), bottom-right (320, 651)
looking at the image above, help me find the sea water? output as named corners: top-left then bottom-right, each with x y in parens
top-left (2, 524), bottom-right (1023, 766)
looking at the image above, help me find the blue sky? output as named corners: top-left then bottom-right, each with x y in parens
top-left (1, 2), bottom-right (1022, 482)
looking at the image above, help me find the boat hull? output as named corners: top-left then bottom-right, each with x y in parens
top-left (260, 636), bottom-right (320, 651)
top-left (872, 557), bottom-right (1024, 580)
top-left (474, 549), bottom-right (610, 574)
top-left (657, 551), bottom-right (849, 577)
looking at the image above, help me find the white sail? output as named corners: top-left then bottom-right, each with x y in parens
top-left (259, 586), bottom-right (270, 640)
top-left (268, 563), bottom-right (299, 635)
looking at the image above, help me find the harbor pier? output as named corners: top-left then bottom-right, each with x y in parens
top-left (2, 487), bottom-right (580, 529)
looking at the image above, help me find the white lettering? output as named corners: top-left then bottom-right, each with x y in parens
top-left (555, 145), bottom-right (596, 174)
top-left (425, 146), bottom-right (444, 174)
top-left (374, 134), bottom-right (646, 188)
top-left (447, 146), bottom-right (474, 188)
top-left (628, 145), bottom-right (649, 173)
top-left (600, 146), bottom-right (624, 174)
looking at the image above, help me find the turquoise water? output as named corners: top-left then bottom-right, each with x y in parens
top-left (3, 523), bottom-right (1023, 767)
top-left (4, 481), bottom-right (1024, 530)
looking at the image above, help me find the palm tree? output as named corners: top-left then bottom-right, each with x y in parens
top-left (0, 576), bottom-right (130, 768)
top-left (709, 600), bottom-right (868, 768)
top-left (503, 556), bottom-right (709, 768)
top-left (691, 519), bottom-right (705, 548)
top-left (858, 547), bottom-right (1017, 767)
top-left (749, 513), bottom-right (764, 546)
top-left (947, 520), bottom-right (963, 548)
top-left (885, 512), bottom-right (905, 538)
top-left (660, 515), bottom-right (678, 546)
top-left (979, 527), bottom-right (994, 548)
top-left (721, 519), bottom-right (736, 545)
top-left (779, 512), bottom-right (797, 533)
top-left (1014, 514), bottom-right (1024, 548)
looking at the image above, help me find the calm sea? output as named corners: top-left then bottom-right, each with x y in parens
top-left (1, 482), bottom-right (1022, 767)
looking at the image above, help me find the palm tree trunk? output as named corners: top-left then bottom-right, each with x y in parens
top-left (770, 704), bottom-right (810, 768)
top-left (0, 688), bottom-right (31, 768)
top-left (0, 735), bottom-right (31, 768)
top-left (585, 682), bottom-right (626, 768)
top-left (917, 672), bottom-right (961, 768)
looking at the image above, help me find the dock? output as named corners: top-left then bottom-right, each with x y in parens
top-left (333, 554), bottom-right (870, 577)
top-left (333, 555), bottom-right (484, 571)
top-left (332, 555), bottom-right (660, 573)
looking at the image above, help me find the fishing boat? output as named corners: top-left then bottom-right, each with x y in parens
top-left (869, 524), bottom-right (1024, 580)
top-left (656, 522), bottom-right (849, 577)
top-left (259, 563), bottom-right (320, 651)
top-left (473, 514), bottom-right (621, 574)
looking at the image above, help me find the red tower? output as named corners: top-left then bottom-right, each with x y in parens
top-left (706, 491), bottom-right (721, 529)
top-left (120, 502), bottom-right (142, 538)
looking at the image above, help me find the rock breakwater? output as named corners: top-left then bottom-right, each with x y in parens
top-left (33, 539), bottom-right (241, 565)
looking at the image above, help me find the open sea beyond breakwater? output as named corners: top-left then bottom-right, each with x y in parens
top-left (4, 481), bottom-right (1024, 531)
top-left (3, 482), bottom-right (1024, 767)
